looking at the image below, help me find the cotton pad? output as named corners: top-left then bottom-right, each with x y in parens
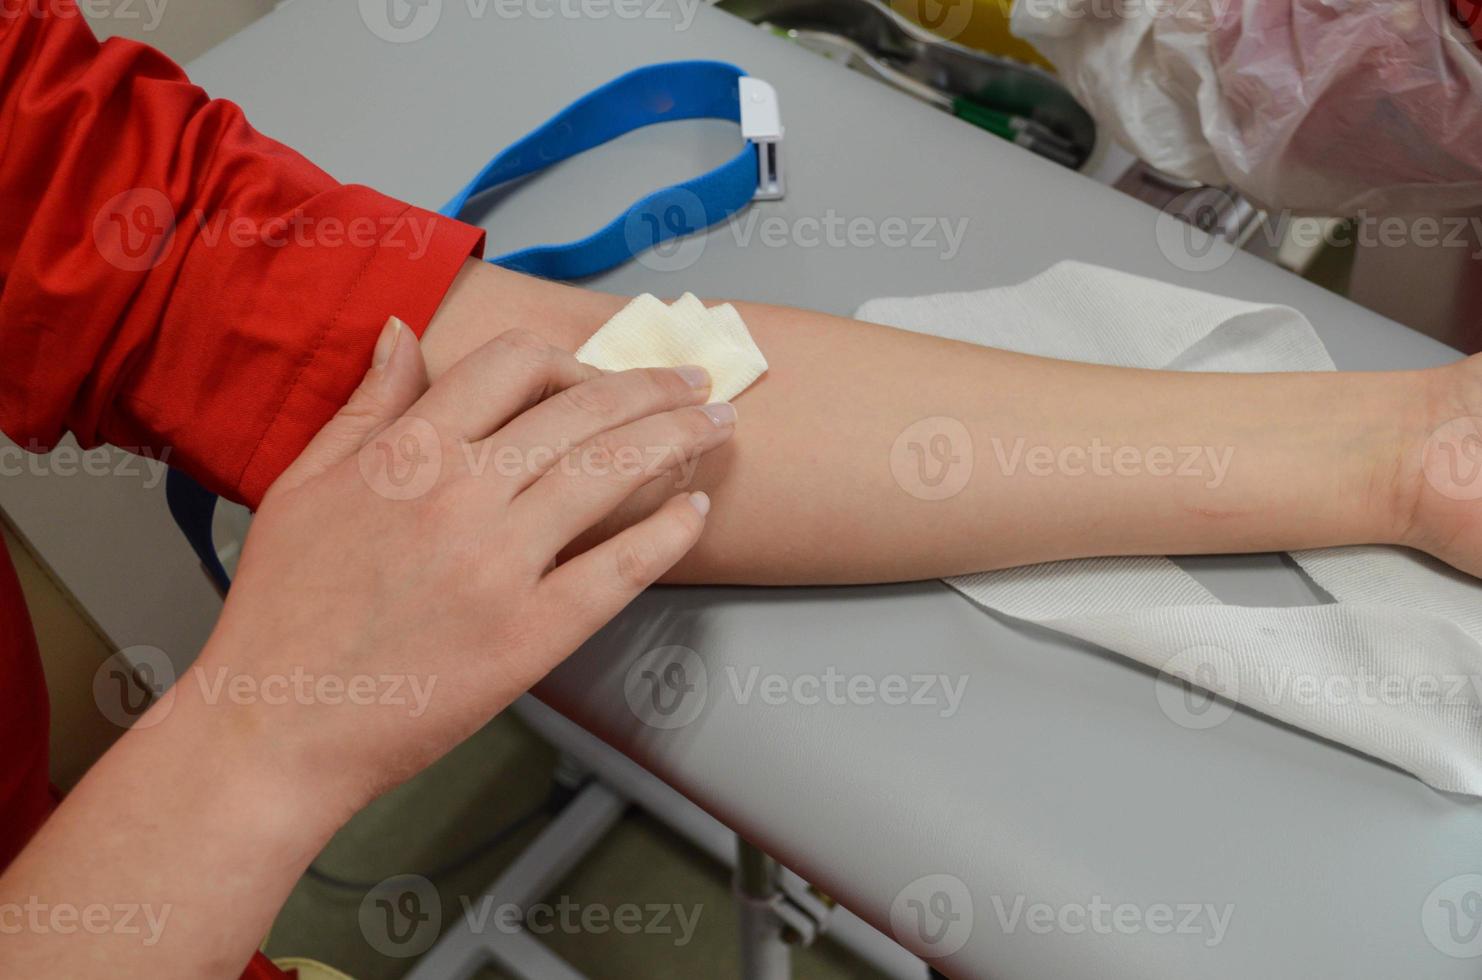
top-left (575, 293), bottom-right (768, 402)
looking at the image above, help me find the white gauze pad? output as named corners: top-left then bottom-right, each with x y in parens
top-left (574, 293), bottom-right (768, 402)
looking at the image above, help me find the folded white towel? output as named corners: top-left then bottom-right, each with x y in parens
top-left (859, 261), bottom-right (1482, 796)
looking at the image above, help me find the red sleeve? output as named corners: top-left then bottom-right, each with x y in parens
top-left (1458, 0), bottom-right (1482, 45)
top-left (0, 1), bottom-right (486, 507)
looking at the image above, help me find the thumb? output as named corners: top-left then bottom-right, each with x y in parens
top-left (273, 317), bottom-right (431, 492)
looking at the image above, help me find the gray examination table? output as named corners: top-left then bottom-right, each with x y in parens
top-left (187, 3), bottom-right (1482, 977)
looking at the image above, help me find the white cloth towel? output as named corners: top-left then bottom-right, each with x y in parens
top-left (858, 262), bottom-right (1482, 796)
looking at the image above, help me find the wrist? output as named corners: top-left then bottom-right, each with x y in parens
top-left (136, 656), bottom-right (353, 856)
top-left (1385, 364), bottom-right (1466, 552)
top-left (0, 656), bottom-right (346, 976)
top-left (1389, 357), bottom-right (1482, 556)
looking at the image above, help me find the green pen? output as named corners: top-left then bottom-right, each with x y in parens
top-left (775, 26), bottom-right (1084, 169)
top-left (949, 99), bottom-right (1080, 168)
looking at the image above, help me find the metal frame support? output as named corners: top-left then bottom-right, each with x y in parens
top-left (404, 697), bottom-right (930, 980)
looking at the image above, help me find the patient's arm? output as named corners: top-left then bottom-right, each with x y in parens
top-left (423, 260), bottom-right (1482, 583)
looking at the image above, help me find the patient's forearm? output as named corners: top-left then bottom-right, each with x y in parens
top-left (424, 261), bottom-right (1434, 584)
top-left (655, 308), bottom-right (1421, 583)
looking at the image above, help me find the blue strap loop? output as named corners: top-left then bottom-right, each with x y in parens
top-left (442, 60), bottom-right (758, 281)
top-left (166, 467), bottom-right (231, 594)
top-left (169, 60), bottom-right (762, 591)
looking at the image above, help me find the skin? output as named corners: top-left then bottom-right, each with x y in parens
top-left (2, 259), bottom-right (1479, 977)
top-left (424, 261), bottom-right (1482, 581)
top-left (0, 318), bottom-right (733, 977)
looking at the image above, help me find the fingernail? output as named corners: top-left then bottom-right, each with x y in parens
top-left (676, 365), bottom-right (710, 390)
top-left (702, 403), bottom-right (737, 427)
top-left (689, 491), bottom-right (711, 517)
top-left (373, 317), bottom-right (406, 370)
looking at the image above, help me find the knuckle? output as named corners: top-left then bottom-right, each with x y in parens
top-left (412, 478), bottom-right (476, 533)
top-left (614, 538), bottom-right (662, 589)
top-left (639, 416), bottom-right (707, 475)
top-left (644, 366), bottom-right (691, 402)
top-left (577, 431), bottom-right (635, 484)
top-left (558, 381), bottom-right (621, 421)
top-left (668, 502), bottom-right (705, 541)
top-left (491, 330), bottom-right (556, 383)
top-left (339, 383), bottom-right (389, 424)
top-left (642, 428), bottom-right (692, 477)
top-left (492, 327), bottom-right (550, 356)
top-left (584, 431), bottom-right (622, 470)
top-left (678, 406), bottom-right (717, 442)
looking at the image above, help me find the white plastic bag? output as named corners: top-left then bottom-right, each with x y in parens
top-left (1012, 0), bottom-right (1482, 214)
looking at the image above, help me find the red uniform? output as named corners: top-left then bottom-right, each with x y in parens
top-left (1459, 0), bottom-right (1482, 45)
top-left (0, 3), bottom-right (484, 974)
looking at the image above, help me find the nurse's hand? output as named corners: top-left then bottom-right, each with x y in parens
top-left (0, 317), bottom-right (733, 980)
top-left (198, 317), bottom-right (732, 823)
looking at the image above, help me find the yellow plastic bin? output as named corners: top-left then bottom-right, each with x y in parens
top-left (888, 0), bottom-right (1053, 69)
